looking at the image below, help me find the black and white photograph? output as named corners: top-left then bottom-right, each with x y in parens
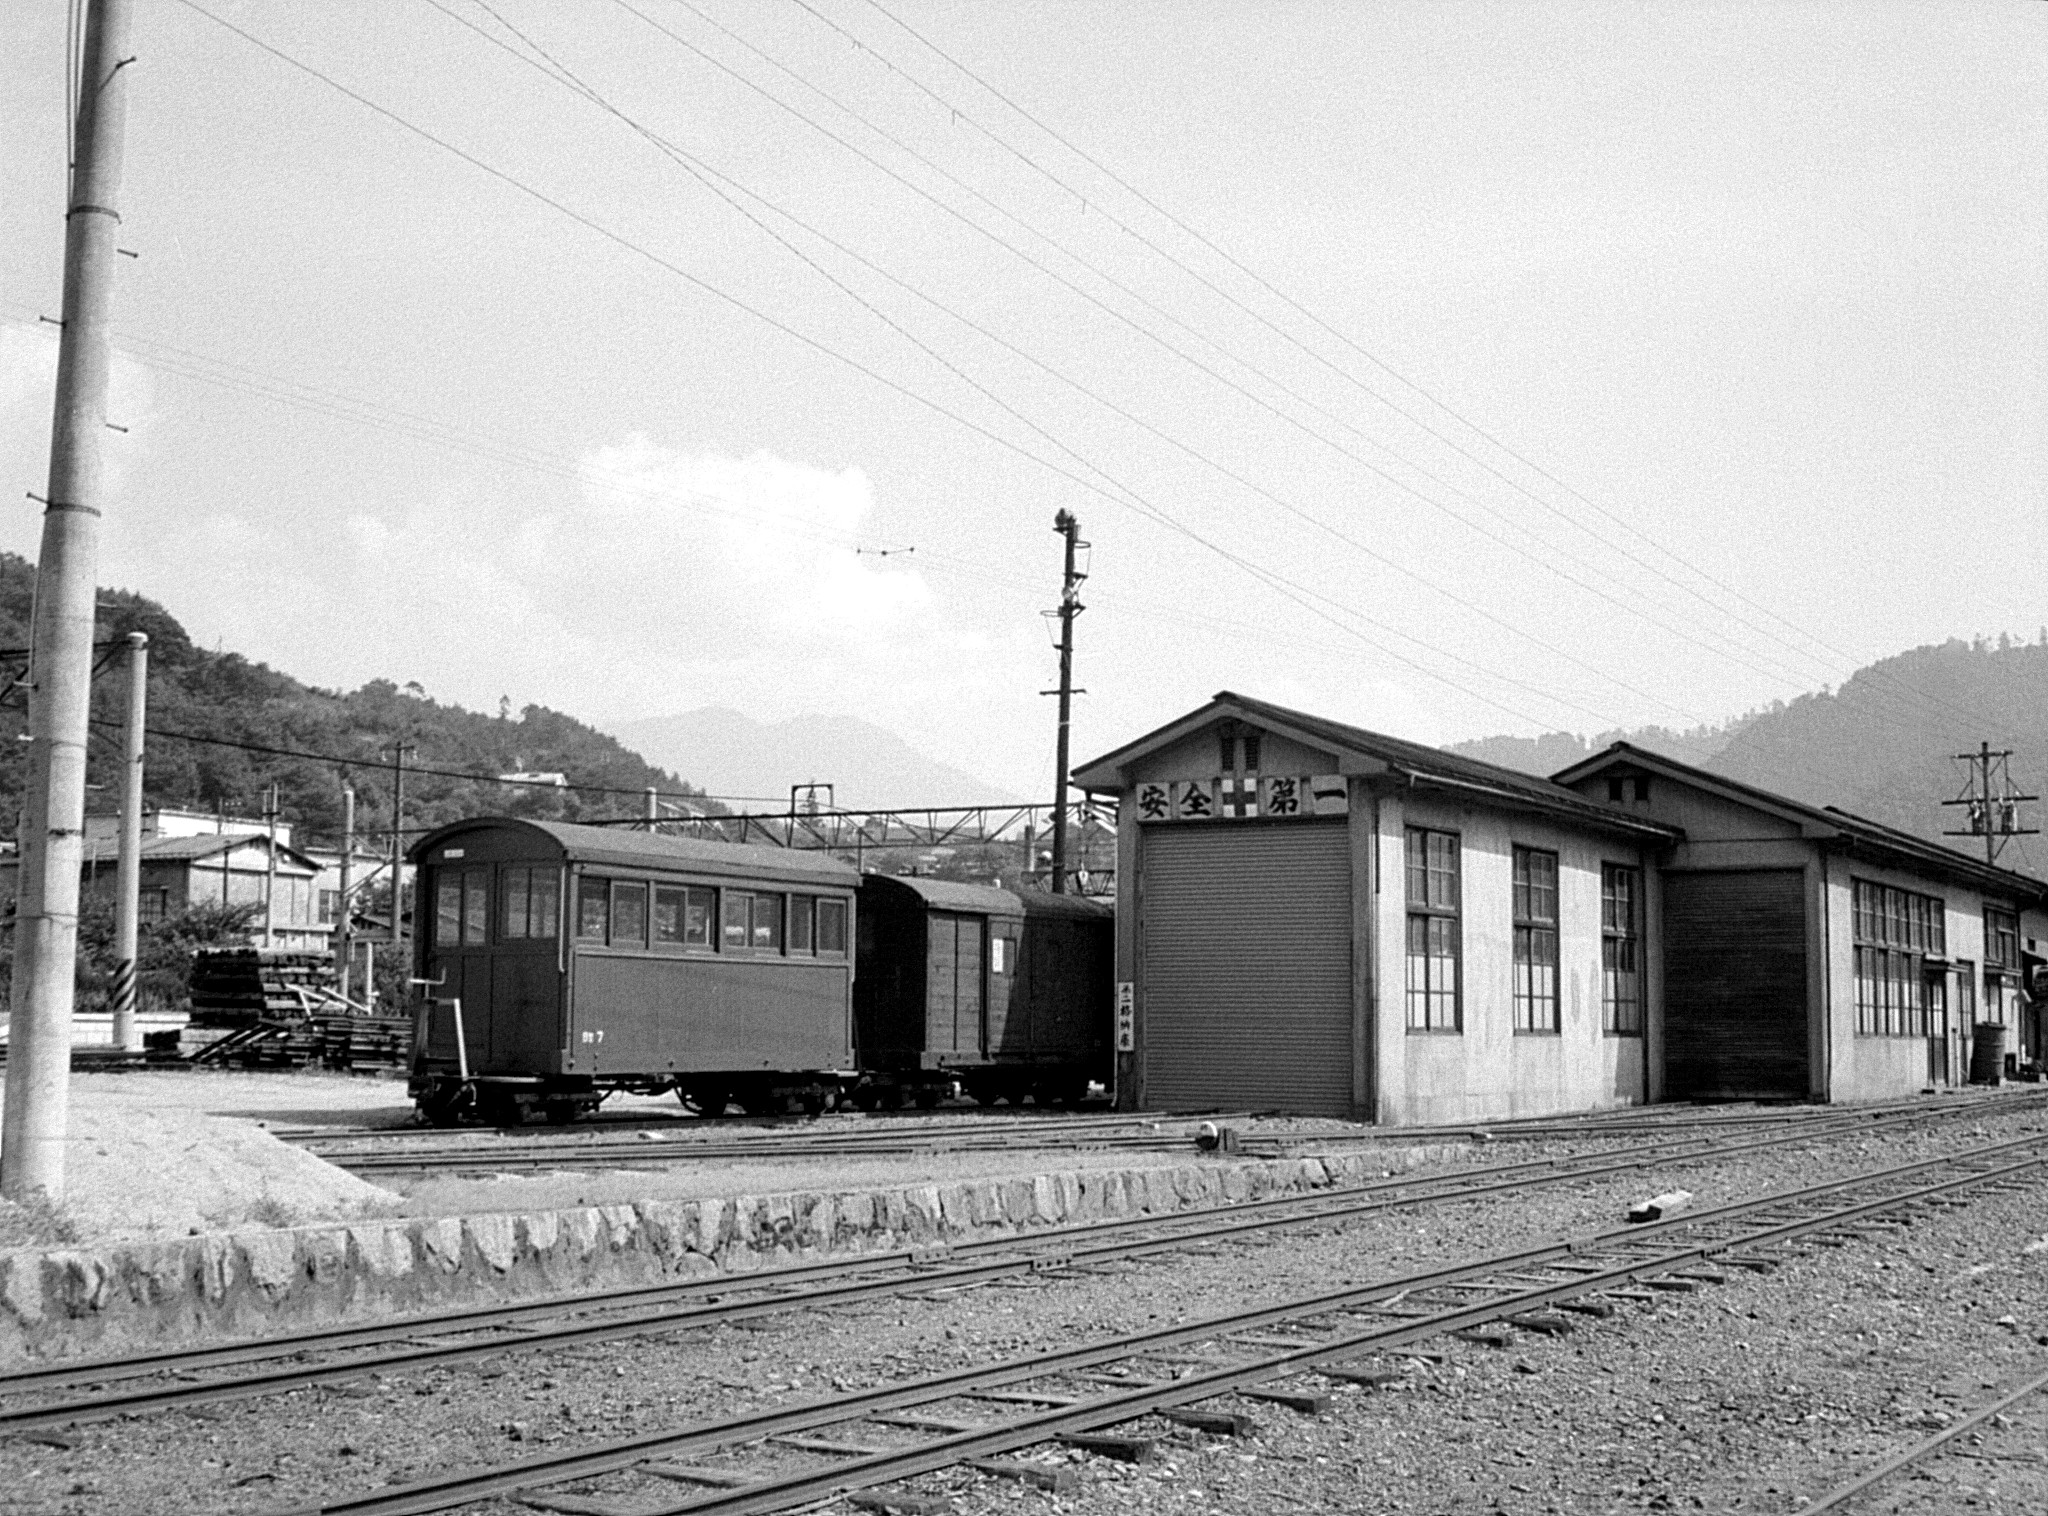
top-left (2, 2), bottom-right (2047, 1512)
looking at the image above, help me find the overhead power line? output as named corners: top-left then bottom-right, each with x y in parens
top-left (840, 0), bottom-right (1993, 734)
top-left (633, 0), bottom-right (1976, 737)
top-left (425, 2), bottom-right (1696, 731)
top-left (169, 0), bottom-right (1637, 734)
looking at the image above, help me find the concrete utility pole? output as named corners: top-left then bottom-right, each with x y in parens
top-left (387, 743), bottom-right (413, 1010)
top-left (337, 785), bottom-right (355, 1002)
top-left (1046, 511), bottom-right (1086, 894)
top-left (109, 631), bottom-right (148, 1051)
top-left (3, 0), bottom-right (137, 1204)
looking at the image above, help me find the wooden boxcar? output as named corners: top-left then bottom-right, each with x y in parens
top-left (852, 875), bottom-right (1113, 1107)
top-left (408, 818), bottom-right (858, 1122)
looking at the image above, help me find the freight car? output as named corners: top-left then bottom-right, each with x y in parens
top-left (851, 875), bottom-right (1113, 1109)
top-left (407, 818), bottom-right (858, 1124)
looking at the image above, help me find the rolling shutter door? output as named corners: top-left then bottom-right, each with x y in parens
top-left (1662, 869), bottom-right (1809, 1100)
top-left (1140, 822), bottom-right (1352, 1116)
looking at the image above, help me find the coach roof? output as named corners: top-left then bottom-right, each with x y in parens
top-left (409, 817), bottom-right (859, 886)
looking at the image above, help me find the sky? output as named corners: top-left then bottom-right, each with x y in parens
top-left (3, 0), bottom-right (2044, 802)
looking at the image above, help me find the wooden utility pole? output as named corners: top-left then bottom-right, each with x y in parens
top-left (3, 0), bottom-right (136, 1204)
top-left (1047, 511), bottom-right (1086, 894)
top-left (387, 743), bottom-right (413, 1010)
top-left (109, 631), bottom-right (148, 1051)
top-left (337, 785), bottom-right (356, 1002)
top-left (261, 783), bottom-right (280, 948)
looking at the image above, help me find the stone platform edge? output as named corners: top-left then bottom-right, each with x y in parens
top-left (0, 1144), bottom-right (1464, 1366)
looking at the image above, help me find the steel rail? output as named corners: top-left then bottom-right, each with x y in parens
top-left (287, 1108), bottom-right (1245, 1149)
top-left (3, 1095), bottom-right (2010, 1429)
top-left (265, 1134), bottom-right (2048, 1516)
top-left (1792, 1366), bottom-right (2048, 1513)
top-left (305, 1092), bottom-right (2041, 1174)
top-left (0, 1117), bottom-right (1772, 1425)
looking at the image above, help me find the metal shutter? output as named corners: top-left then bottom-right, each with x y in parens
top-left (1139, 822), bottom-right (1353, 1116)
top-left (1661, 869), bottom-right (1809, 1100)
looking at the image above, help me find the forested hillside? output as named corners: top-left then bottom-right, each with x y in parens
top-left (1705, 635), bottom-right (2048, 852)
top-left (0, 554), bottom-right (705, 850)
top-left (1449, 717), bottom-right (1755, 777)
top-left (1455, 633), bottom-right (2048, 862)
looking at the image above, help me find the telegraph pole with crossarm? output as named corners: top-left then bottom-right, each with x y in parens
top-left (1044, 511), bottom-right (1086, 894)
top-left (1942, 741), bottom-right (2038, 866)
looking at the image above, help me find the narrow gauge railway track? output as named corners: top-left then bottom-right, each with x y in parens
top-left (1794, 1366), bottom-right (2048, 1513)
top-left (295, 1112), bottom-right (1251, 1177)
top-left (263, 1129), bottom-right (2048, 1516)
top-left (7, 1094), bottom-right (2039, 1438)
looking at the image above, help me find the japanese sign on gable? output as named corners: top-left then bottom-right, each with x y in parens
top-left (1134, 775), bottom-right (1348, 823)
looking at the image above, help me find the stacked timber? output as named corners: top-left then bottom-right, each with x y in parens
top-left (186, 949), bottom-right (412, 1072)
top-left (188, 949), bottom-right (336, 1025)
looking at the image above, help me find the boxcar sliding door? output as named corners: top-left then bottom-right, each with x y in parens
top-left (927, 912), bottom-right (987, 1059)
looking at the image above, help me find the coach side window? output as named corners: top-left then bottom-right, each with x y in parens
top-left (501, 867), bottom-right (560, 941)
top-left (817, 897), bottom-right (848, 956)
top-left (577, 876), bottom-right (609, 941)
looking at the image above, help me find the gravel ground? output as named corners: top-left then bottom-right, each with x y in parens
top-left (5, 1102), bottom-right (2045, 1514)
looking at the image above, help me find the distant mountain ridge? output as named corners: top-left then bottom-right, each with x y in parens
top-left (610, 707), bottom-right (1023, 811)
top-left (1451, 634), bottom-right (2048, 862)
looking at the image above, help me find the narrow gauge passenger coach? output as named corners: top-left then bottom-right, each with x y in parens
top-left (408, 818), bottom-right (858, 1123)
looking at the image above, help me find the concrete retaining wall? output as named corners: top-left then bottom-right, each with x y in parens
top-left (0, 1145), bottom-right (1462, 1366)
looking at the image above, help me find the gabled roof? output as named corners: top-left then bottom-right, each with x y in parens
top-left (1551, 742), bottom-right (2048, 902)
top-left (135, 833), bottom-right (322, 872)
top-left (1073, 691), bottom-right (1682, 842)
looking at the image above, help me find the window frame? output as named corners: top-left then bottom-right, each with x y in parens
top-left (1851, 879), bottom-right (1947, 1038)
top-left (1511, 845), bottom-right (1560, 1034)
top-left (1601, 862), bottom-right (1644, 1036)
top-left (1404, 826), bottom-right (1461, 1034)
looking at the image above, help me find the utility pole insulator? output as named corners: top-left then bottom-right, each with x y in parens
top-left (1941, 740), bottom-right (2038, 866)
top-left (2, 0), bottom-right (137, 1205)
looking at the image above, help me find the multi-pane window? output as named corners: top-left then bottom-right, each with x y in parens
top-left (435, 868), bottom-right (489, 947)
top-left (610, 882), bottom-right (648, 948)
top-left (1985, 906), bottom-right (2020, 972)
top-left (1601, 863), bottom-right (1643, 1034)
top-left (1984, 907), bottom-right (2020, 1026)
top-left (652, 885), bottom-right (715, 948)
top-left (1852, 880), bottom-right (1944, 1037)
top-left (817, 897), bottom-right (848, 956)
top-left (577, 876), bottom-right (609, 940)
top-left (781, 894), bottom-right (853, 957)
top-left (1512, 847), bottom-right (1560, 1033)
top-left (1405, 828), bottom-right (1460, 1032)
top-left (500, 866), bottom-right (561, 941)
top-left (721, 891), bottom-right (785, 952)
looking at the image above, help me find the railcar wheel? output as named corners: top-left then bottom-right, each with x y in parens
top-left (686, 1088), bottom-right (731, 1118)
top-left (912, 1088), bottom-right (943, 1111)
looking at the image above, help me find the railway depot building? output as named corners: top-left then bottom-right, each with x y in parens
top-left (1077, 693), bottom-right (2048, 1124)
top-left (1074, 693), bottom-right (1681, 1123)
top-left (1552, 745), bottom-right (2048, 1103)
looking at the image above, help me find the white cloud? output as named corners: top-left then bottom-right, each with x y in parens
top-left (147, 435), bottom-right (1043, 790)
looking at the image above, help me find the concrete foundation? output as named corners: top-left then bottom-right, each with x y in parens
top-left (0, 1144), bottom-right (1463, 1367)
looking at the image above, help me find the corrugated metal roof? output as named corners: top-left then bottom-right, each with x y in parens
top-left (409, 817), bottom-right (858, 885)
top-left (1074, 690), bottom-right (1682, 841)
